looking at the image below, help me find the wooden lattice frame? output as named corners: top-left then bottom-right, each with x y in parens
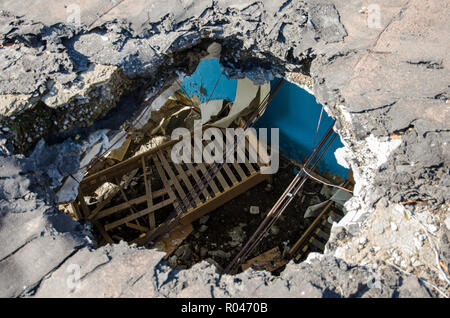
top-left (74, 128), bottom-right (272, 245)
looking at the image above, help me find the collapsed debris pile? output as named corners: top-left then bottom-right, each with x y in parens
top-left (168, 156), bottom-right (353, 273)
top-left (60, 73), bottom-right (354, 274)
top-left (61, 76), bottom-right (272, 243)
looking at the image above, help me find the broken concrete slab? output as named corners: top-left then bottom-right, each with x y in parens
top-left (304, 201), bottom-right (329, 219)
top-left (34, 242), bottom-right (166, 298)
top-left (331, 188), bottom-right (353, 208)
top-left (0, 0), bottom-right (448, 298)
top-left (0, 93), bottom-right (38, 117)
top-left (0, 233), bottom-right (83, 297)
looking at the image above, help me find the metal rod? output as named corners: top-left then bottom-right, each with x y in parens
top-left (224, 122), bottom-right (337, 273)
top-left (143, 79), bottom-right (286, 247)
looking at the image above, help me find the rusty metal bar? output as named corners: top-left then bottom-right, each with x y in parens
top-left (224, 122), bottom-right (337, 274)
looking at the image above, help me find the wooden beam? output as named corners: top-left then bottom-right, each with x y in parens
top-left (92, 220), bottom-right (114, 244)
top-left (126, 222), bottom-right (150, 233)
top-left (288, 201), bottom-right (334, 257)
top-left (246, 128), bottom-right (270, 166)
top-left (185, 162), bottom-right (211, 201)
top-left (157, 150), bottom-right (191, 210)
top-left (241, 246), bottom-right (287, 272)
top-left (115, 177), bottom-right (140, 220)
top-left (222, 163), bottom-right (238, 185)
top-left (104, 197), bottom-right (174, 231)
top-left (153, 155), bottom-right (180, 211)
top-left (180, 172), bottom-right (269, 226)
top-left (76, 189), bottom-right (91, 219)
top-left (316, 228), bottom-right (329, 241)
top-left (237, 140), bottom-right (255, 175)
top-left (157, 223), bottom-right (194, 259)
top-left (87, 190), bottom-right (118, 220)
top-left (244, 134), bottom-right (258, 173)
top-left (196, 162), bottom-right (220, 195)
top-left (231, 161), bottom-right (247, 181)
top-left (70, 201), bottom-right (83, 220)
top-left (168, 150), bottom-right (202, 207)
top-left (92, 188), bottom-right (167, 220)
top-left (142, 157), bottom-right (156, 229)
top-left (208, 137), bottom-right (231, 190)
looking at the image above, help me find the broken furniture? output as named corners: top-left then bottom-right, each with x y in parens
top-left (71, 127), bottom-right (272, 252)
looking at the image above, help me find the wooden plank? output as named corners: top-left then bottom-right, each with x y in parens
top-left (316, 229), bottom-right (329, 241)
top-left (234, 133), bottom-right (255, 175)
top-left (157, 150), bottom-right (191, 210)
top-left (288, 200), bottom-right (334, 257)
top-left (241, 246), bottom-right (287, 272)
top-left (112, 235), bottom-right (124, 242)
top-left (126, 222), bottom-right (150, 233)
top-left (196, 162), bottom-right (220, 195)
top-left (208, 137), bottom-right (231, 190)
top-left (93, 188), bottom-right (167, 220)
top-left (226, 129), bottom-right (247, 179)
top-left (70, 202), bottom-right (83, 220)
top-left (237, 140), bottom-right (255, 176)
top-left (222, 163), bottom-right (238, 185)
top-left (294, 245), bottom-right (310, 262)
top-left (80, 138), bottom-right (182, 193)
top-left (166, 149), bottom-right (202, 207)
top-left (115, 177), bottom-right (139, 218)
top-left (180, 172), bottom-right (269, 226)
top-left (142, 157), bottom-right (156, 229)
top-left (231, 161), bottom-right (247, 181)
top-left (153, 223), bottom-right (194, 259)
top-left (153, 155), bottom-right (180, 210)
top-left (87, 190), bottom-right (118, 220)
top-left (215, 169), bottom-right (230, 191)
top-left (185, 162), bottom-right (211, 201)
top-left (77, 190), bottom-right (91, 219)
top-left (92, 220), bottom-right (114, 244)
top-left (104, 197), bottom-right (174, 231)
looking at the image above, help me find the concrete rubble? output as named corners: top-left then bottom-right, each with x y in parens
top-left (0, 0), bottom-right (448, 297)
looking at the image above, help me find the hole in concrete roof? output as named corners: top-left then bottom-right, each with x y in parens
top-left (56, 56), bottom-right (354, 276)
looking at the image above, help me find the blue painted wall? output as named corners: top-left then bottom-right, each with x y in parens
top-left (255, 79), bottom-right (348, 178)
top-left (181, 59), bottom-right (237, 104)
top-left (181, 59), bottom-right (348, 178)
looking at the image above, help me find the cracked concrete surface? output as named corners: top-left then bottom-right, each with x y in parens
top-left (0, 0), bottom-right (448, 297)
